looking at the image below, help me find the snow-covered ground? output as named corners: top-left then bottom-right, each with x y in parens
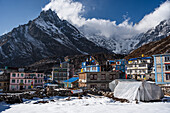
top-left (0, 96), bottom-right (170, 113)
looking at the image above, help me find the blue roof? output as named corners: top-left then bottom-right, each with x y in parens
top-left (63, 77), bottom-right (79, 83)
top-left (141, 57), bottom-right (152, 59)
top-left (128, 58), bottom-right (138, 61)
top-left (128, 57), bottom-right (151, 61)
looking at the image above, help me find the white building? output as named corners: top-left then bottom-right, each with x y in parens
top-left (126, 57), bottom-right (153, 80)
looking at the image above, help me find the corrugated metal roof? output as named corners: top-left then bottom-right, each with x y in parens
top-left (152, 53), bottom-right (170, 56)
top-left (63, 77), bottom-right (79, 83)
top-left (128, 57), bottom-right (151, 61)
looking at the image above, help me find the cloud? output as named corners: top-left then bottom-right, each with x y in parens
top-left (43, 0), bottom-right (86, 26)
top-left (134, 0), bottom-right (170, 32)
top-left (43, 0), bottom-right (170, 39)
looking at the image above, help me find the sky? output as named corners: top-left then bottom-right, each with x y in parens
top-left (0, 0), bottom-right (169, 37)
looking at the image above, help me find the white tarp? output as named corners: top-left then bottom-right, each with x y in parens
top-left (109, 79), bottom-right (136, 92)
top-left (114, 81), bottom-right (164, 102)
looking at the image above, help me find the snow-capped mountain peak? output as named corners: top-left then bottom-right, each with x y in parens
top-left (0, 10), bottom-right (109, 67)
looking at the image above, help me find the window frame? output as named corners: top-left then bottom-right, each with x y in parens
top-left (12, 73), bottom-right (16, 77)
top-left (12, 79), bottom-right (15, 83)
top-left (90, 74), bottom-right (97, 80)
top-left (166, 74), bottom-right (170, 80)
top-left (101, 74), bottom-right (106, 80)
top-left (165, 56), bottom-right (170, 62)
top-left (109, 74), bottom-right (115, 80)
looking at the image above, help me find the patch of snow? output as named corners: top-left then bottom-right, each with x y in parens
top-left (53, 38), bottom-right (64, 45)
top-left (76, 48), bottom-right (88, 55)
top-left (1, 96), bottom-right (170, 113)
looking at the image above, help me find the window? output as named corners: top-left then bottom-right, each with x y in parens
top-left (35, 80), bottom-right (37, 83)
top-left (17, 80), bottom-right (19, 83)
top-left (21, 73), bottom-right (24, 77)
top-left (165, 56), bottom-right (170, 62)
top-left (139, 64), bottom-right (146, 67)
top-left (60, 73), bottom-right (63, 76)
top-left (63, 73), bottom-right (66, 76)
top-left (11, 85), bottom-right (15, 89)
top-left (38, 74), bottom-right (40, 77)
top-left (101, 84), bottom-right (106, 89)
top-left (25, 80), bottom-right (27, 83)
top-left (117, 66), bottom-right (120, 70)
top-left (87, 67), bottom-right (91, 71)
top-left (28, 86), bottom-right (31, 89)
top-left (109, 74), bottom-right (115, 80)
top-left (20, 80), bottom-right (23, 83)
top-left (54, 73), bottom-right (58, 76)
top-left (41, 74), bottom-right (43, 77)
top-left (92, 67), bottom-right (96, 71)
top-left (101, 74), bottom-right (106, 80)
top-left (90, 75), bottom-right (93, 80)
top-left (17, 73), bottom-right (19, 77)
top-left (54, 69), bottom-right (59, 71)
top-left (166, 74), bottom-right (170, 80)
top-left (0, 83), bottom-right (1, 86)
top-left (90, 84), bottom-right (97, 88)
top-left (165, 64), bottom-right (170, 71)
top-left (130, 70), bottom-right (132, 73)
top-left (28, 80), bottom-right (31, 83)
top-left (128, 65), bottom-right (133, 67)
top-left (12, 79), bottom-right (15, 83)
top-left (90, 74), bottom-right (97, 80)
top-left (12, 74), bottom-right (16, 77)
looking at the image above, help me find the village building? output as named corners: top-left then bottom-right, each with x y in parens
top-left (79, 56), bottom-right (120, 90)
top-left (152, 54), bottom-right (170, 84)
top-left (108, 59), bottom-right (127, 78)
top-left (81, 61), bottom-right (100, 72)
top-left (79, 71), bottom-right (119, 90)
top-left (0, 67), bottom-right (18, 92)
top-left (9, 72), bottom-right (45, 90)
top-left (52, 62), bottom-right (74, 82)
top-left (125, 57), bottom-right (153, 80)
top-left (0, 70), bottom-right (10, 91)
top-left (63, 77), bottom-right (79, 88)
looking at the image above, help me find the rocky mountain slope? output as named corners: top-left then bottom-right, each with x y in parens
top-left (0, 10), bottom-right (109, 67)
top-left (125, 35), bottom-right (170, 60)
top-left (134, 19), bottom-right (170, 49)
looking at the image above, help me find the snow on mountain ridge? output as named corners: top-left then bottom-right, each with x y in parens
top-left (82, 18), bottom-right (170, 54)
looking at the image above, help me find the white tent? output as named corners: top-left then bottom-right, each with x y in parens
top-left (113, 81), bottom-right (164, 102)
top-left (109, 79), bottom-right (136, 92)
